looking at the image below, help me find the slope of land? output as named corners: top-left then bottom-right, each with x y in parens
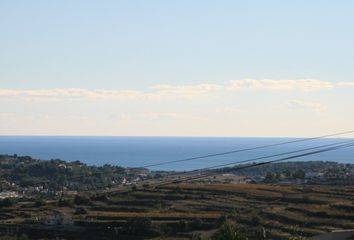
top-left (1, 155), bottom-right (354, 239)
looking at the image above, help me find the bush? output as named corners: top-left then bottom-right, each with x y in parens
top-left (251, 215), bottom-right (261, 225)
top-left (126, 217), bottom-right (153, 235)
top-left (91, 194), bottom-right (109, 202)
top-left (34, 198), bottom-right (45, 207)
top-left (18, 234), bottom-right (29, 240)
top-left (174, 186), bottom-right (182, 193)
top-left (74, 195), bottom-right (92, 205)
top-left (75, 207), bottom-right (87, 215)
top-left (178, 220), bottom-right (188, 231)
top-left (0, 198), bottom-right (17, 208)
top-left (58, 198), bottom-right (73, 207)
top-left (212, 220), bottom-right (247, 240)
top-left (191, 218), bottom-right (203, 229)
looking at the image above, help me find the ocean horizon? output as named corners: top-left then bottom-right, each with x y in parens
top-left (0, 136), bottom-right (353, 171)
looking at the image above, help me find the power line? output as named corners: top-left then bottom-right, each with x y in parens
top-left (26, 130), bottom-right (354, 185)
top-left (146, 139), bottom-right (354, 181)
top-left (196, 139), bottom-right (354, 171)
top-left (49, 134), bottom-right (354, 190)
top-left (142, 130), bottom-right (354, 168)
top-left (153, 141), bottom-right (354, 187)
top-left (104, 139), bottom-right (354, 194)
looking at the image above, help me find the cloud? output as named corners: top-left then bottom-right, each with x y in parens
top-left (0, 88), bottom-right (149, 100)
top-left (150, 83), bottom-right (223, 97)
top-left (336, 82), bottom-right (354, 87)
top-left (290, 100), bottom-right (328, 112)
top-left (0, 79), bottom-right (339, 101)
top-left (216, 107), bottom-right (241, 114)
top-left (229, 79), bottom-right (333, 91)
top-left (138, 112), bottom-right (206, 121)
top-left (0, 84), bottom-right (222, 101)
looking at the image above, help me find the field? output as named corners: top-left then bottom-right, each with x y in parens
top-left (1, 183), bottom-right (354, 239)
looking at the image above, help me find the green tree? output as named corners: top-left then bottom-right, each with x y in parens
top-left (73, 195), bottom-right (91, 205)
top-left (265, 172), bottom-right (275, 182)
top-left (292, 170), bottom-right (305, 179)
top-left (212, 221), bottom-right (247, 240)
top-left (0, 198), bottom-right (17, 208)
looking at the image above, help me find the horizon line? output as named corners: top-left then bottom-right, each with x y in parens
top-left (0, 134), bottom-right (353, 139)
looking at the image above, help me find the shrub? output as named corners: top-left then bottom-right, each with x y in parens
top-left (174, 186), bottom-right (182, 193)
top-left (75, 207), bottom-right (87, 215)
top-left (58, 198), bottom-right (73, 207)
top-left (212, 220), bottom-right (247, 240)
top-left (251, 215), bottom-right (261, 225)
top-left (0, 198), bottom-right (17, 208)
top-left (18, 234), bottom-right (29, 240)
top-left (91, 194), bottom-right (109, 202)
top-left (34, 198), bottom-right (46, 207)
top-left (178, 220), bottom-right (188, 231)
top-left (74, 195), bottom-right (92, 205)
top-left (126, 217), bottom-right (153, 235)
top-left (191, 218), bottom-right (203, 229)
top-left (142, 183), bottom-right (150, 189)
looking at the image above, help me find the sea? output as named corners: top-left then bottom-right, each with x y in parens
top-left (0, 136), bottom-right (353, 171)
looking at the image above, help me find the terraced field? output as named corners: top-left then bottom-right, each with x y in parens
top-left (1, 183), bottom-right (354, 239)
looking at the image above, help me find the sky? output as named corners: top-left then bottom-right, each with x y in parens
top-left (0, 0), bottom-right (353, 137)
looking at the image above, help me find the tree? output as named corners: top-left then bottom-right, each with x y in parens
top-left (34, 198), bottom-right (46, 207)
top-left (292, 170), bottom-right (305, 179)
top-left (126, 217), bottom-right (153, 235)
top-left (288, 225), bottom-right (305, 240)
top-left (75, 207), bottom-right (87, 215)
top-left (0, 198), bottom-right (17, 208)
top-left (275, 172), bottom-right (282, 181)
top-left (74, 195), bottom-right (91, 205)
top-left (284, 170), bottom-right (291, 178)
top-left (265, 172), bottom-right (275, 182)
top-left (212, 221), bottom-right (247, 240)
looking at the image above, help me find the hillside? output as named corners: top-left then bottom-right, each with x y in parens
top-left (0, 155), bottom-right (128, 193)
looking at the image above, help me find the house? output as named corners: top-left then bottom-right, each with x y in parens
top-left (0, 191), bottom-right (19, 199)
top-left (121, 178), bottom-right (128, 185)
top-left (309, 229), bottom-right (354, 240)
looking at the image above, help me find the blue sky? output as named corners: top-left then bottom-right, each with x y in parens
top-left (0, 1), bottom-right (353, 137)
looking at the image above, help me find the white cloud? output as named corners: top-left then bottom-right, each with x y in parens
top-left (290, 100), bottom-right (328, 112)
top-left (0, 85), bottom-right (221, 101)
top-left (336, 82), bottom-right (354, 87)
top-left (138, 112), bottom-right (206, 121)
top-left (150, 83), bottom-right (223, 96)
top-left (229, 79), bottom-right (333, 91)
top-left (216, 107), bottom-right (240, 114)
top-left (0, 79), bottom-right (340, 102)
top-left (0, 88), bottom-right (149, 100)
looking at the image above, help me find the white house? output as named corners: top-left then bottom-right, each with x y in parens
top-left (0, 191), bottom-right (19, 199)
